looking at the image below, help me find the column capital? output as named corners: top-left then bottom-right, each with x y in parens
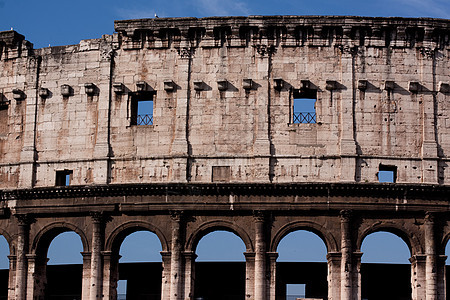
top-left (181, 251), bottom-right (197, 260)
top-left (7, 255), bottom-right (16, 262)
top-left (15, 214), bottom-right (35, 226)
top-left (340, 209), bottom-right (352, 222)
top-left (253, 210), bottom-right (266, 223)
top-left (409, 254), bottom-right (427, 264)
top-left (326, 252), bottom-right (342, 262)
top-left (170, 210), bottom-right (184, 222)
top-left (90, 211), bottom-right (112, 224)
top-left (244, 251), bottom-right (256, 260)
top-left (425, 211), bottom-right (436, 224)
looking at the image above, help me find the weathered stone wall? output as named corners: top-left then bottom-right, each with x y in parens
top-left (0, 16), bottom-right (449, 188)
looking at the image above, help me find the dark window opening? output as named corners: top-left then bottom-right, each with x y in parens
top-left (0, 107), bottom-right (7, 134)
top-left (55, 170), bottom-right (73, 186)
top-left (378, 164), bottom-right (397, 183)
top-left (130, 92), bottom-right (154, 126)
top-left (293, 89), bottom-right (317, 124)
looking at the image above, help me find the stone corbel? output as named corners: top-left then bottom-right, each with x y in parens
top-left (383, 80), bottom-right (395, 91)
top-left (408, 81), bottom-right (420, 93)
top-left (193, 81), bottom-right (204, 91)
top-left (217, 79), bottom-right (228, 91)
top-left (243, 78), bottom-right (253, 90)
top-left (61, 84), bottom-right (72, 97)
top-left (273, 78), bottom-right (283, 91)
top-left (39, 87), bottom-right (49, 99)
top-left (12, 88), bottom-right (25, 100)
top-left (112, 82), bottom-right (125, 94)
top-left (438, 82), bottom-right (449, 93)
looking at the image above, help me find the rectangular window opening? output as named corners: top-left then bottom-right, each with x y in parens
top-left (378, 164), bottom-right (397, 183)
top-left (286, 283), bottom-right (306, 300)
top-left (293, 89), bottom-right (317, 124)
top-left (55, 170), bottom-right (73, 186)
top-left (131, 92), bottom-right (154, 126)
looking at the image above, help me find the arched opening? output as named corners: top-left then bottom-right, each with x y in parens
top-left (194, 230), bottom-right (246, 300)
top-left (276, 230), bottom-right (328, 300)
top-left (360, 231), bottom-right (412, 300)
top-left (0, 235), bottom-right (9, 300)
top-left (444, 239), bottom-right (450, 298)
top-left (46, 231), bottom-right (84, 299)
top-left (117, 230), bottom-right (163, 300)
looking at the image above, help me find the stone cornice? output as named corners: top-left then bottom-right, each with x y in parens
top-left (1, 182), bottom-right (449, 201)
top-left (114, 15), bottom-right (450, 50)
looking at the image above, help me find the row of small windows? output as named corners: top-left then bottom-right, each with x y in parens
top-left (130, 89), bottom-right (318, 127)
top-left (54, 164), bottom-right (395, 187)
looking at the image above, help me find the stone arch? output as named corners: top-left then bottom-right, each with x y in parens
top-left (31, 222), bottom-right (89, 258)
top-left (0, 229), bottom-right (14, 256)
top-left (270, 220), bottom-right (338, 253)
top-left (105, 221), bottom-right (169, 254)
top-left (357, 222), bottom-right (421, 256)
top-left (185, 220), bottom-right (254, 253)
top-left (439, 231), bottom-right (450, 256)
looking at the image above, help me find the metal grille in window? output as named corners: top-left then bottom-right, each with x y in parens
top-left (137, 114), bottom-right (153, 125)
top-left (293, 112), bottom-right (316, 124)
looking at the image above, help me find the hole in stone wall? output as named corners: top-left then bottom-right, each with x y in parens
top-left (55, 170), bottom-right (73, 186)
top-left (378, 164), bottom-right (397, 183)
top-left (293, 89), bottom-right (317, 124)
top-left (130, 92), bottom-right (154, 126)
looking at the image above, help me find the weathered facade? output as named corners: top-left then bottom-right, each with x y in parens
top-left (0, 15), bottom-right (449, 299)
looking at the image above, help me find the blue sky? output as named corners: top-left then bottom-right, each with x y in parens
top-left (0, 0), bottom-right (449, 49)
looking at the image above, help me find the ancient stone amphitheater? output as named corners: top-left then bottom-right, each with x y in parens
top-left (0, 15), bottom-right (449, 300)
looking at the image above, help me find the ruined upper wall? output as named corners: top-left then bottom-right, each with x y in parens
top-left (0, 16), bottom-right (449, 189)
top-left (114, 16), bottom-right (450, 50)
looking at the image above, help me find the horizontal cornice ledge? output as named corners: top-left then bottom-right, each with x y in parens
top-left (1, 182), bottom-right (449, 201)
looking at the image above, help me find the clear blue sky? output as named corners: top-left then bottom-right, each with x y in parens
top-left (0, 0), bottom-right (449, 49)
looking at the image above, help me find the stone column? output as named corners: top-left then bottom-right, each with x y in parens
top-left (101, 251), bottom-right (120, 300)
top-left (352, 251), bottom-right (363, 300)
top-left (424, 213), bottom-right (438, 300)
top-left (25, 254), bottom-right (37, 299)
top-left (15, 215), bottom-right (31, 300)
top-left (254, 212), bottom-right (267, 300)
top-left (437, 255), bottom-right (447, 300)
top-left (267, 252), bottom-right (278, 300)
top-left (7, 255), bottom-right (16, 300)
top-left (244, 252), bottom-right (255, 300)
top-left (411, 254), bottom-right (427, 300)
top-left (182, 251), bottom-right (196, 300)
top-left (81, 252), bottom-right (91, 300)
top-left (327, 252), bottom-right (341, 300)
top-left (170, 212), bottom-right (183, 300)
top-left (89, 213), bottom-right (109, 299)
top-left (160, 251), bottom-right (171, 300)
top-left (340, 210), bottom-right (353, 300)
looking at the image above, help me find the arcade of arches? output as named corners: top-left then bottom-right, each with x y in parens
top-left (1, 202), bottom-right (450, 300)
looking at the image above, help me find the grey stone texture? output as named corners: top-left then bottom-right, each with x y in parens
top-left (0, 15), bottom-right (449, 300)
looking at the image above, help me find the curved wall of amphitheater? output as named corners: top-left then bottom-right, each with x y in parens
top-left (0, 16), bottom-right (449, 300)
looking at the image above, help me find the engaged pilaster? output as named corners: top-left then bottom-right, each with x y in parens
top-left (340, 210), bottom-right (354, 300)
top-left (254, 211), bottom-right (267, 300)
top-left (89, 212), bottom-right (111, 299)
top-left (15, 214), bottom-right (33, 300)
top-left (424, 212), bottom-right (440, 300)
top-left (170, 211), bottom-right (183, 300)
